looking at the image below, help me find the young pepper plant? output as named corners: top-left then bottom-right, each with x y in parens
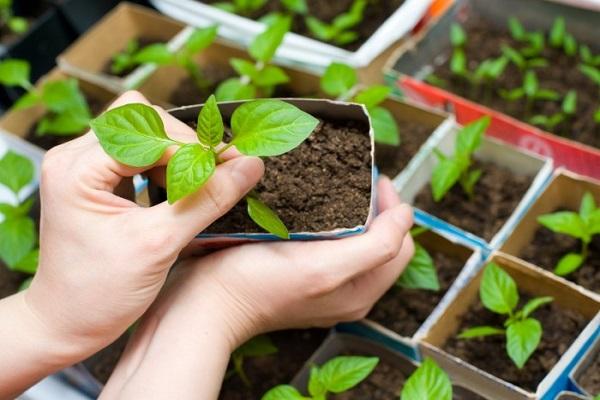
top-left (458, 263), bottom-right (553, 369)
top-left (529, 90), bottom-right (576, 130)
top-left (226, 335), bottom-right (278, 387)
top-left (549, 17), bottom-right (578, 57)
top-left (396, 227), bottom-right (439, 291)
top-left (320, 62), bottom-right (399, 146)
top-left (400, 358), bottom-right (452, 400)
top-left (499, 70), bottom-right (560, 113)
top-left (90, 95), bottom-right (318, 238)
top-left (305, 0), bottom-right (366, 46)
top-left (506, 17), bottom-right (545, 58)
top-left (430, 116), bottom-right (490, 202)
top-left (0, 0), bottom-right (28, 35)
top-left (537, 192), bottom-right (600, 276)
top-left (214, 0), bottom-right (267, 15)
top-left (0, 59), bottom-right (91, 136)
top-left (261, 355), bottom-right (378, 400)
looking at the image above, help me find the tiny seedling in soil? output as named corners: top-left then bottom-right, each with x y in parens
top-left (214, 0), bottom-right (268, 15)
top-left (216, 15), bottom-right (291, 101)
top-left (305, 0), bottom-right (366, 46)
top-left (430, 116), bottom-right (490, 202)
top-left (499, 70), bottom-right (560, 115)
top-left (0, 59), bottom-right (91, 137)
top-left (400, 357), bottom-right (452, 400)
top-left (537, 191), bottom-right (600, 276)
top-left (0, 0), bottom-right (28, 35)
top-left (0, 151), bottom-right (39, 289)
top-left (90, 96), bottom-right (318, 238)
top-left (226, 335), bottom-right (278, 387)
top-left (261, 355), bottom-right (378, 399)
top-left (320, 62), bottom-right (399, 146)
top-left (458, 263), bottom-right (553, 369)
top-left (529, 90), bottom-right (577, 130)
top-left (396, 227), bottom-right (440, 291)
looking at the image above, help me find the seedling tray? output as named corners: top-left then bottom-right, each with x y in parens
top-left (385, 0), bottom-right (600, 181)
top-left (569, 331), bottom-right (600, 397)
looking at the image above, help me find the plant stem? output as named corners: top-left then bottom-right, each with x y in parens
top-left (234, 356), bottom-right (251, 387)
top-left (216, 142), bottom-right (234, 156)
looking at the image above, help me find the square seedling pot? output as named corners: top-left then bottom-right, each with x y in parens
top-left (57, 2), bottom-right (190, 93)
top-left (397, 119), bottom-right (553, 251)
top-left (148, 0), bottom-right (432, 71)
top-left (420, 252), bottom-right (600, 400)
top-left (500, 169), bottom-right (600, 301)
top-left (569, 331), bottom-right (600, 398)
top-left (555, 392), bottom-right (589, 400)
top-left (384, 0), bottom-right (600, 181)
top-left (337, 228), bottom-right (483, 361)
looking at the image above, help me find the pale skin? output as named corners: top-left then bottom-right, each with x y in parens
top-left (0, 91), bottom-right (414, 400)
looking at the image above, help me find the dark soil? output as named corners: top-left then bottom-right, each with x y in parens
top-left (375, 120), bottom-right (434, 178)
top-left (200, 0), bottom-right (406, 51)
top-left (82, 334), bottom-right (130, 384)
top-left (431, 18), bottom-right (600, 149)
top-left (169, 65), bottom-right (235, 107)
top-left (102, 37), bottom-right (161, 78)
top-left (200, 119), bottom-right (372, 234)
top-left (444, 295), bottom-right (588, 392)
top-left (579, 348), bottom-right (600, 395)
top-left (0, 261), bottom-right (26, 299)
top-left (368, 248), bottom-right (466, 337)
top-left (219, 329), bottom-right (328, 400)
top-left (414, 160), bottom-right (533, 241)
top-left (520, 220), bottom-right (600, 293)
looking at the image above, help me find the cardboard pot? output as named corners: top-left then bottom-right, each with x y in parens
top-left (569, 332), bottom-right (600, 398)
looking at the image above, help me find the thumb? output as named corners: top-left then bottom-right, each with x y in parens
top-left (140, 156), bottom-right (264, 248)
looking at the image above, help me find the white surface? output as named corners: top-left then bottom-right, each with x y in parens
top-left (19, 375), bottom-right (91, 400)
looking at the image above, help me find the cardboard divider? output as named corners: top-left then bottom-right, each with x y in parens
top-left (569, 333), bottom-right (600, 397)
top-left (57, 2), bottom-right (188, 92)
top-left (555, 392), bottom-right (589, 400)
top-left (421, 252), bottom-right (600, 400)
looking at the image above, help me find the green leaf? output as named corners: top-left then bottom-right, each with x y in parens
top-left (230, 99), bottom-right (318, 157)
top-left (456, 116), bottom-right (489, 155)
top-left (499, 88), bottom-right (525, 101)
top-left (90, 103), bottom-right (176, 167)
top-left (247, 196), bottom-right (289, 239)
top-left (480, 263), bottom-right (519, 315)
top-left (235, 335), bottom-right (278, 358)
top-left (261, 385), bottom-right (306, 400)
top-left (0, 150), bottom-right (34, 195)
top-left (595, 108), bottom-right (600, 124)
top-left (321, 62), bottom-right (357, 97)
top-left (196, 95), bottom-right (223, 148)
top-left (249, 15), bottom-right (291, 62)
top-left (579, 64), bottom-right (600, 86)
top-left (397, 242), bottom-right (440, 291)
top-left (580, 191), bottom-right (597, 222)
top-left (369, 106), bottom-right (400, 146)
top-left (36, 107), bottom-right (90, 136)
top-left (184, 25), bottom-right (218, 54)
top-left (401, 358), bottom-right (452, 400)
top-left (450, 23), bottom-right (466, 47)
top-left (8, 17), bottom-right (28, 34)
top-left (521, 296), bottom-right (553, 318)
top-left (280, 0), bottom-right (307, 14)
top-left (11, 248), bottom-right (38, 274)
top-left (215, 78), bottom-right (256, 101)
top-left (305, 16), bottom-right (336, 41)
top-left (538, 211), bottom-right (589, 241)
top-left (308, 366), bottom-right (326, 398)
top-left (506, 318), bottom-right (542, 369)
top-left (332, 0), bottom-right (366, 31)
top-left (563, 34), bottom-right (577, 57)
top-left (549, 17), bottom-right (566, 48)
top-left (213, 2), bottom-right (236, 13)
top-left (461, 168), bottom-right (482, 198)
top-left (534, 89), bottom-right (560, 101)
top-left (353, 85), bottom-right (390, 109)
top-left (523, 71), bottom-right (539, 98)
top-left (317, 356), bottom-right (378, 393)
top-left (507, 17), bottom-right (526, 41)
top-left (450, 49), bottom-right (467, 76)
top-left (431, 158), bottom-right (462, 202)
top-left (230, 58), bottom-right (259, 80)
top-left (0, 199), bottom-right (32, 220)
top-left (132, 44), bottom-right (174, 65)
top-left (0, 216), bottom-right (35, 268)
top-left (501, 46), bottom-right (525, 69)
top-left (253, 65), bottom-right (290, 87)
top-left (562, 90), bottom-right (577, 115)
top-left (13, 91), bottom-right (41, 110)
top-left (0, 59), bottom-right (30, 88)
top-left (458, 326), bottom-right (505, 339)
top-left (554, 252), bottom-right (585, 276)
top-left (41, 79), bottom-right (88, 113)
top-left (166, 144), bottom-right (216, 204)
top-left (335, 31), bottom-right (359, 46)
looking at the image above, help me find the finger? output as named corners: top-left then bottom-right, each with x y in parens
top-left (377, 176), bottom-right (401, 211)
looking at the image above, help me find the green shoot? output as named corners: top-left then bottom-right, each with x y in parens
top-left (501, 45), bottom-right (548, 71)
top-left (214, 0), bottom-right (267, 15)
top-left (320, 62), bottom-right (399, 146)
top-left (0, 59), bottom-right (91, 137)
top-left (305, 0), bottom-right (366, 46)
top-left (507, 18), bottom-right (545, 56)
top-left (537, 192), bottom-right (600, 276)
top-left (227, 335), bottom-right (278, 387)
top-left (261, 356), bottom-right (378, 399)
top-left (549, 17), bottom-right (578, 56)
top-left (595, 108), bottom-right (600, 125)
top-left (580, 45), bottom-right (600, 67)
top-left (0, 0), bottom-right (28, 35)
top-left (507, 17), bottom-right (527, 42)
top-left (499, 70), bottom-right (560, 112)
top-left (424, 73), bottom-right (448, 88)
top-left (449, 23), bottom-right (468, 79)
top-left (280, 0), bottom-right (308, 15)
top-left (579, 64), bottom-right (600, 87)
top-left (400, 358), bottom-right (452, 400)
top-left (90, 96), bottom-right (319, 238)
top-left (216, 15), bottom-right (291, 101)
top-left (458, 263), bottom-right (553, 369)
top-left (0, 151), bottom-right (39, 276)
top-left (396, 227), bottom-right (439, 291)
top-left (430, 116), bottom-right (490, 202)
top-left (529, 90), bottom-right (576, 130)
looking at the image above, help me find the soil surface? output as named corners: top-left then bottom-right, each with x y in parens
top-left (444, 295), bottom-right (588, 392)
top-left (200, 0), bottom-right (405, 50)
top-left (375, 120), bottom-right (435, 179)
top-left (169, 64), bottom-right (235, 107)
top-left (83, 334), bottom-right (130, 384)
top-left (414, 160), bottom-right (533, 241)
top-left (103, 37), bottom-right (161, 78)
top-left (430, 18), bottom-right (600, 149)
top-left (368, 247), bottom-right (466, 337)
top-left (219, 329), bottom-right (328, 399)
top-left (579, 348), bottom-right (600, 395)
top-left (520, 217), bottom-right (600, 293)
top-left (198, 119), bottom-right (372, 234)
top-left (0, 261), bottom-right (26, 299)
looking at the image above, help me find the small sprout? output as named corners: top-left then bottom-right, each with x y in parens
top-left (472, 56), bottom-right (509, 85)
top-left (396, 227), bottom-right (440, 291)
top-left (501, 46), bottom-right (548, 71)
top-left (580, 45), bottom-right (600, 67)
top-left (305, 0), bottom-right (366, 46)
top-left (425, 73), bottom-right (448, 88)
top-left (401, 358), bottom-right (452, 400)
top-left (449, 23), bottom-right (468, 78)
top-left (261, 355), bottom-right (378, 399)
top-left (90, 96), bottom-right (319, 238)
top-left (507, 17), bottom-right (527, 42)
top-left (579, 64), bottom-right (600, 86)
top-left (595, 108), bottom-right (600, 124)
top-left (431, 116), bottom-right (490, 202)
top-left (281, 0), bottom-right (308, 15)
top-left (521, 31), bottom-right (545, 58)
top-left (499, 70), bottom-right (560, 107)
top-left (549, 17), bottom-right (566, 48)
top-left (0, 0), bottom-right (28, 35)
top-left (458, 263), bottom-right (553, 369)
top-left (213, 0), bottom-right (267, 15)
top-left (227, 335), bottom-right (278, 387)
top-left (563, 34), bottom-right (577, 57)
top-left (537, 192), bottom-right (600, 276)
top-left (529, 90), bottom-right (576, 130)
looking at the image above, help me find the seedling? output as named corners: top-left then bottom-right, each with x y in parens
top-left (261, 355), bottom-right (378, 399)
top-left (449, 23), bottom-right (468, 79)
top-left (0, 151), bottom-right (39, 279)
top-left (396, 227), bottom-right (439, 291)
top-left (400, 358), bottom-right (452, 400)
top-left (549, 17), bottom-right (578, 57)
top-left (529, 90), bottom-right (577, 130)
top-left (216, 15), bottom-right (291, 101)
top-left (430, 116), bottom-right (490, 202)
top-left (214, 0), bottom-right (267, 15)
top-left (305, 0), bottom-right (366, 46)
top-left (501, 45), bottom-right (548, 71)
top-left (580, 45), bottom-right (600, 67)
top-left (579, 64), bottom-right (600, 87)
top-left (0, 0), bottom-right (28, 35)
top-left (595, 108), bottom-right (600, 125)
top-left (506, 17), bottom-right (545, 57)
top-left (499, 70), bottom-right (560, 113)
top-left (109, 26), bottom-right (218, 90)
top-left (226, 335), bottom-right (278, 387)
top-left (458, 263), bottom-right (553, 369)
top-left (537, 192), bottom-right (600, 276)
top-left (0, 59), bottom-right (91, 136)
top-left (320, 62), bottom-right (399, 145)
top-left (90, 96), bottom-right (319, 238)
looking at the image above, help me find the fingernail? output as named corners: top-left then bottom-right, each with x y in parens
top-left (230, 156), bottom-right (265, 189)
